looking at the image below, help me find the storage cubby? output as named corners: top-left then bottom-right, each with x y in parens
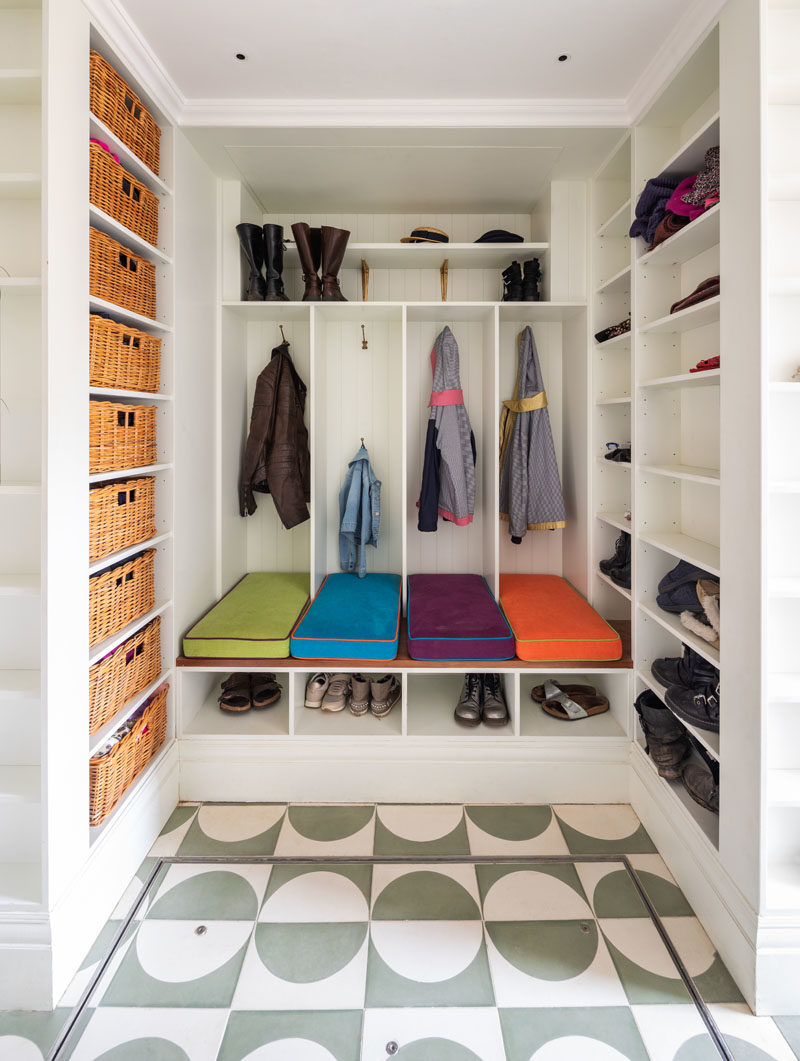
top-left (405, 671), bottom-right (516, 737)
top-left (519, 671), bottom-right (629, 738)
top-left (181, 669), bottom-right (291, 739)
top-left (293, 671), bottom-right (403, 738)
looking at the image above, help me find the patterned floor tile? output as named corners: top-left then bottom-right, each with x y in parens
top-left (464, 804), bottom-right (569, 856)
top-left (662, 918), bottom-right (744, 1004)
top-left (0, 1008), bottom-right (72, 1061)
top-left (177, 804), bottom-right (286, 857)
top-left (58, 919), bottom-right (137, 1008)
top-left (218, 1010), bottom-right (363, 1061)
top-left (362, 1007), bottom-right (505, 1059)
top-left (273, 804), bottom-right (375, 856)
top-left (146, 864), bottom-right (271, 921)
top-left (109, 856), bottom-right (163, 921)
top-left (260, 864), bottom-right (371, 923)
top-left (575, 863), bottom-right (652, 919)
top-left (631, 1004), bottom-right (719, 1060)
top-left (371, 863), bottom-right (481, 919)
top-left (66, 1006), bottom-right (229, 1061)
top-left (373, 804), bottom-right (470, 856)
top-left (628, 854), bottom-right (695, 918)
top-left (476, 863), bottom-right (592, 921)
top-left (600, 917), bottom-right (694, 1004)
top-left (553, 805), bottom-right (657, 855)
top-left (499, 1005), bottom-right (650, 1060)
top-left (710, 1004), bottom-right (799, 1061)
top-left (99, 919), bottom-right (253, 1008)
top-left (148, 803), bottom-right (200, 857)
top-left (775, 1016), bottom-right (800, 1056)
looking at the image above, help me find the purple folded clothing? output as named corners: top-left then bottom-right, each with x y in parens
top-left (407, 573), bottom-right (515, 661)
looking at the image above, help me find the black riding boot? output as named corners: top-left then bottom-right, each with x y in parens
top-left (502, 261), bottom-right (522, 301)
top-left (235, 223), bottom-right (266, 301)
top-left (263, 223), bottom-right (289, 302)
top-left (521, 258), bottom-right (541, 301)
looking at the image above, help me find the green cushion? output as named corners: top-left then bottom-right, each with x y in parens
top-left (183, 572), bottom-right (309, 658)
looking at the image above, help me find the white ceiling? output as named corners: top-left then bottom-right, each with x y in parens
top-left (116, 0), bottom-right (700, 104)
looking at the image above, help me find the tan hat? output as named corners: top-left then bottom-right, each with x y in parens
top-left (400, 225), bottom-right (449, 244)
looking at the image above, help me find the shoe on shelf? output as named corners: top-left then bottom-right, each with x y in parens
top-left (603, 443), bottom-right (631, 462)
top-left (320, 225), bottom-right (350, 301)
top-left (251, 673), bottom-right (281, 709)
top-left (502, 261), bottom-right (523, 301)
top-left (482, 673), bottom-right (509, 726)
top-left (235, 223), bottom-right (267, 301)
top-left (680, 579), bottom-right (720, 649)
top-left (599, 532), bottom-right (630, 576)
top-left (634, 690), bottom-right (689, 779)
top-left (262, 223), bottom-right (290, 302)
top-left (349, 674), bottom-right (370, 716)
top-left (454, 673), bottom-right (483, 726)
top-left (370, 675), bottom-right (401, 719)
top-left (594, 317), bottom-right (631, 344)
top-left (321, 673), bottom-right (352, 712)
top-left (304, 672), bottom-right (329, 709)
top-left (657, 559), bottom-right (714, 596)
top-left (665, 680), bottom-right (720, 733)
top-left (531, 681), bottom-right (597, 703)
top-left (291, 221), bottom-right (322, 301)
top-left (609, 558), bottom-right (631, 590)
top-left (521, 258), bottom-right (541, 301)
top-left (650, 644), bottom-right (718, 691)
top-left (218, 673), bottom-right (252, 713)
top-left (682, 760), bottom-right (719, 813)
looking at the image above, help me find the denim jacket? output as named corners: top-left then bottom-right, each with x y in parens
top-left (339, 445), bottom-right (381, 578)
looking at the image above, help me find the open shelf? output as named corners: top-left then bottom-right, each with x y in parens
top-left (0, 670), bottom-right (39, 699)
top-left (89, 462), bottom-right (172, 485)
top-left (596, 511), bottom-right (632, 533)
top-left (184, 683), bottom-right (292, 738)
top-left (89, 204), bottom-right (172, 265)
top-left (638, 529), bottom-right (720, 576)
top-left (635, 740), bottom-right (719, 848)
top-left (596, 199), bottom-right (631, 239)
top-left (638, 600), bottom-right (720, 669)
top-left (520, 701), bottom-right (627, 739)
top-left (89, 601), bottom-right (171, 666)
top-left (0, 173), bottom-right (40, 198)
top-left (657, 113), bottom-right (720, 182)
top-left (0, 574), bottom-right (39, 596)
top-left (0, 765), bottom-right (40, 804)
top-left (89, 387), bottom-right (173, 402)
top-left (0, 70), bottom-right (40, 104)
top-left (596, 570), bottom-right (632, 601)
top-left (637, 666), bottom-right (720, 761)
top-left (89, 296), bottom-right (173, 333)
top-left (640, 295), bottom-right (720, 335)
top-left (88, 532), bottom-right (172, 577)
top-left (89, 113), bottom-right (172, 197)
top-left (294, 700), bottom-right (402, 739)
top-left (594, 330), bottom-right (631, 349)
top-left (596, 456), bottom-right (631, 469)
top-left (284, 242), bottom-right (549, 271)
top-left (0, 277), bottom-right (40, 291)
top-left (638, 204), bottom-right (720, 267)
top-left (640, 369), bottom-right (720, 389)
top-left (595, 396), bottom-right (631, 407)
top-left (639, 463), bottom-right (720, 486)
top-left (405, 672), bottom-right (514, 739)
top-left (596, 263), bottom-right (631, 295)
top-left (88, 670), bottom-right (173, 757)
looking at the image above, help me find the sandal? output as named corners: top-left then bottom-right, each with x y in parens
top-left (541, 680), bottom-right (610, 721)
top-left (251, 673), bottom-right (281, 709)
top-left (218, 673), bottom-right (252, 713)
top-left (531, 681), bottom-right (597, 704)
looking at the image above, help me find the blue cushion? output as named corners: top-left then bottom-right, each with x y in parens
top-left (290, 572), bottom-right (401, 660)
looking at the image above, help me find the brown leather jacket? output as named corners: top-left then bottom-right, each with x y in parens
top-left (239, 341), bottom-right (310, 528)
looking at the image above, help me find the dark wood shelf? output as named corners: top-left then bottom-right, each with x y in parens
top-left (176, 621), bottom-right (632, 672)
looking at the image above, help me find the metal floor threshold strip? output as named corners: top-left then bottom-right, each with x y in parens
top-left (49, 854), bottom-right (734, 1060)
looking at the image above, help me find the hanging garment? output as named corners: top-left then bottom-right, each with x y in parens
top-left (499, 326), bottom-right (566, 542)
top-left (417, 326), bottom-right (476, 531)
top-left (339, 443), bottom-right (381, 578)
top-left (239, 340), bottom-right (311, 528)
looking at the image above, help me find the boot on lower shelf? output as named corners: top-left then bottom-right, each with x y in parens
top-left (521, 258), bottom-right (541, 301)
top-left (502, 261), bottom-right (522, 301)
top-left (321, 225), bottom-right (350, 301)
top-left (634, 689), bottom-right (690, 780)
top-left (262, 223), bottom-right (290, 301)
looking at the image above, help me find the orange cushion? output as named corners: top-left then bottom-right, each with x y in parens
top-left (499, 573), bottom-right (622, 662)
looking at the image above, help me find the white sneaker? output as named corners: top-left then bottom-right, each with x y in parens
top-left (321, 673), bottom-right (351, 712)
top-left (304, 672), bottom-right (329, 709)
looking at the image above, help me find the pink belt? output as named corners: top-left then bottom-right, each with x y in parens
top-left (429, 388), bottom-right (463, 406)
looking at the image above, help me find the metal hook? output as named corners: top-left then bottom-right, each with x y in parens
top-left (361, 324), bottom-right (368, 350)
top-left (279, 324), bottom-right (287, 344)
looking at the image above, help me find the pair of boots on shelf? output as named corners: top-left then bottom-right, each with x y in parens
top-left (599, 532), bottom-right (631, 589)
top-left (635, 687), bottom-right (719, 814)
top-left (304, 672), bottom-right (400, 718)
top-left (454, 673), bottom-right (509, 727)
top-left (235, 222), bottom-right (350, 302)
top-left (656, 560), bottom-right (720, 649)
top-left (502, 259), bottom-right (541, 302)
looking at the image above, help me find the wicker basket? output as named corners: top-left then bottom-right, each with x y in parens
top-left (89, 400), bottom-right (157, 474)
top-left (89, 476), bottom-right (156, 563)
top-left (90, 141), bottom-right (159, 247)
top-left (89, 51), bottom-right (161, 176)
top-left (89, 314), bottom-right (161, 394)
top-left (89, 548), bottom-right (155, 648)
top-left (89, 616), bottom-right (162, 734)
top-left (90, 227), bottom-right (157, 320)
top-left (89, 682), bottom-right (168, 826)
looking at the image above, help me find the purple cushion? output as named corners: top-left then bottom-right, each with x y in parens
top-left (407, 573), bottom-right (515, 661)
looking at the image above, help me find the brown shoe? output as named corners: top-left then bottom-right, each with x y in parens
top-left (320, 225), bottom-right (349, 301)
top-left (291, 222), bottom-right (322, 301)
top-left (218, 673), bottom-right (251, 713)
top-left (349, 674), bottom-right (370, 716)
top-left (370, 675), bottom-right (400, 718)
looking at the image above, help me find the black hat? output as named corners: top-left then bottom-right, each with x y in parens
top-left (474, 229), bottom-right (524, 243)
top-left (400, 226), bottom-right (449, 244)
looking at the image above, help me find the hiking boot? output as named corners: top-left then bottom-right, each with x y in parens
top-left (454, 673), bottom-right (482, 726)
top-left (609, 553), bottom-right (631, 589)
top-left (665, 680), bottom-right (720, 733)
top-left (682, 760), bottom-right (719, 813)
top-left (651, 644), bottom-right (718, 690)
top-left (599, 532), bottom-right (630, 576)
top-left (370, 675), bottom-right (401, 719)
top-left (502, 261), bottom-right (522, 301)
top-left (349, 674), bottom-right (370, 716)
top-left (321, 673), bottom-right (351, 712)
top-left (521, 258), bottom-right (541, 301)
top-left (482, 673), bottom-right (509, 726)
top-left (304, 672), bottom-right (329, 709)
top-left (634, 690), bottom-right (690, 779)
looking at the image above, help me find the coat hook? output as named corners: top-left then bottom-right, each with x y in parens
top-left (279, 324), bottom-right (287, 343)
top-left (361, 324), bottom-right (368, 350)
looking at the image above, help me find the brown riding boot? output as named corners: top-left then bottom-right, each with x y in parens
top-left (320, 225), bottom-right (350, 301)
top-left (291, 222), bottom-right (322, 301)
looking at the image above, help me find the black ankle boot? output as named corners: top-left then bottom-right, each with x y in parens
top-left (521, 258), bottom-right (541, 301)
top-left (502, 261), bottom-right (522, 301)
top-left (235, 223), bottom-right (266, 301)
top-left (262, 223), bottom-right (290, 302)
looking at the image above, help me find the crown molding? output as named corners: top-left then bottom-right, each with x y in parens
top-left (625, 0), bottom-right (727, 126)
top-left (178, 97), bottom-right (630, 129)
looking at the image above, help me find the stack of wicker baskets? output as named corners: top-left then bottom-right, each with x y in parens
top-left (89, 50), bottom-right (161, 175)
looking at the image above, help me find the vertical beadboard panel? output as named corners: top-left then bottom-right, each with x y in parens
top-left (498, 321), bottom-right (565, 577)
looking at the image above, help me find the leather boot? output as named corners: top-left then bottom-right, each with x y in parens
top-left (521, 258), bottom-right (541, 301)
top-left (599, 532), bottom-right (630, 576)
top-left (634, 690), bottom-right (689, 779)
top-left (235, 223), bottom-right (266, 301)
top-left (291, 222), bottom-right (322, 301)
top-left (481, 673), bottom-right (509, 726)
top-left (502, 261), bottom-right (522, 301)
top-left (320, 225), bottom-right (349, 301)
top-left (262, 223), bottom-right (289, 302)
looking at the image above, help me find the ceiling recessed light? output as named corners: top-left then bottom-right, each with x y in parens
top-left (235, 52), bottom-right (247, 61)
top-left (557, 53), bottom-right (570, 62)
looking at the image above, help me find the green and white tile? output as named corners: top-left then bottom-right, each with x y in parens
top-left (0, 1008), bottom-right (73, 1061)
top-left (273, 804), bottom-right (375, 856)
top-left (148, 803), bottom-right (200, 857)
top-left (231, 922), bottom-right (369, 1011)
top-left (631, 1004), bottom-right (719, 1060)
top-left (217, 1010), bottom-right (363, 1061)
top-left (499, 1005), bottom-right (650, 1060)
top-left (146, 864), bottom-right (270, 921)
top-left (628, 854), bottom-right (695, 917)
top-left (601, 917), bottom-right (694, 1004)
top-left (99, 919), bottom-right (252, 1008)
top-left (67, 1006), bottom-right (229, 1061)
top-left (362, 1007), bottom-right (505, 1059)
top-left (476, 863), bottom-right (592, 921)
top-left (259, 864), bottom-right (371, 923)
top-left (465, 804), bottom-right (569, 856)
top-left (371, 863), bottom-right (481, 919)
top-left (553, 805), bottom-right (657, 855)
top-left (59, 918), bottom-right (138, 1008)
top-left (373, 804), bottom-right (470, 856)
top-left (177, 803), bottom-right (286, 857)
top-left (710, 1004), bottom-right (799, 1061)
top-left (662, 918), bottom-right (743, 1004)
top-left (485, 918), bottom-right (629, 1007)
top-left (109, 856), bottom-right (163, 921)
top-left (575, 862), bottom-right (652, 919)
